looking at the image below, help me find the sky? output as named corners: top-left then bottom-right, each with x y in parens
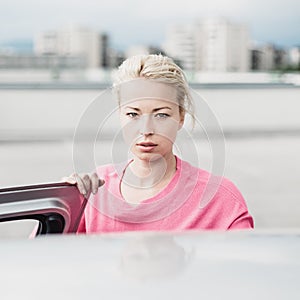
top-left (0, 0), bottom-right (299, 50)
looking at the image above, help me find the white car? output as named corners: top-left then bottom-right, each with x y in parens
top-left (0, 183), bottom-right (299, 300)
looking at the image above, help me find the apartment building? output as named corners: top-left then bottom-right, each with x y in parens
top-left (163, 18), bottom-right (250, 72)
top-left (34, 25), bottom-right (108, 69)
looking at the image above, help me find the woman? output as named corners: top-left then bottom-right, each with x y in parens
top-left (65, 54), bottom-right (254, 233)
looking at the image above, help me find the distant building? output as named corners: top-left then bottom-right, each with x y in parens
top-left (34, 25), bottom-right (109, 69)
top-left (107, 48), bottom-right (125, 69)
top-left (274, 47), bottom-right (288, 70)
top-left (288, 47), bottom-right (300, 69)
top-left (100, 33), bottom-right (110, 69)
top-left (250, 44), bottom-right (288, 71)
top-left (250, 48), bottom-right (263, 71)
top-left (125, 45), bottom-right (166, 58)
top-left (201, 18), bottom-right (250, 72)
top-left (163, 24), bottom-right (197, 71)
top-left (0, 53), bottom-right (85, 69)
top-left (260, 44), bottom-right (276, 70)
top-left (163, 18), bottom-right (250, 72)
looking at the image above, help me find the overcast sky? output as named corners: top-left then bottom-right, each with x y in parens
top-left (0, 0), bottom-right (299, 49)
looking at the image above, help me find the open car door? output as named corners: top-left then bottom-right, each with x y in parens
top-left (0, 182), bottom-right (86, 237)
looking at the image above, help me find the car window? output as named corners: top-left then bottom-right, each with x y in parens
top-left (0, 219), bottom-right (39, 239)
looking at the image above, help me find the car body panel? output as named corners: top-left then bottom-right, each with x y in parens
top-left (0, 230), bottom-right (299, 299)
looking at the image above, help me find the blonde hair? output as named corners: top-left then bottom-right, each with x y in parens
top-left (113, 54), bottom-right (195, 121)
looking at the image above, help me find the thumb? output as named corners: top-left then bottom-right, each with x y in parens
top-left (98, 179), bottom-right (105, 187)
top-left (61, 176), bottom-right (77, 184)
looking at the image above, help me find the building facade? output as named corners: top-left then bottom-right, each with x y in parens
top-left (34, 25), bottom-right (108, 69)
top-left (163, 18), bottom-right (250, 72)
top-left (250, 44), bottom-right (288, 71)
top-left (288, 47), bottom-right (300, 69)
top-left (163, 24), bottom-right (197, 71)
top-left (0, 54), bottom-right (85, 69)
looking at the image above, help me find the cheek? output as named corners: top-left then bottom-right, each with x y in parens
top-left (121, 120), bottom-right (140, 146)
top-left (155, 119), bottom-right (179, 143)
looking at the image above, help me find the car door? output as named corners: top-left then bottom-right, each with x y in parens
top-left (0, 182), bottom-right (86, 238)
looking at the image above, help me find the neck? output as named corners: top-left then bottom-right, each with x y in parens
top-left (125, 154), bottom-right (177, 188)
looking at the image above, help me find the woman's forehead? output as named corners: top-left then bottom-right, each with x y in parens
top-left (122, 97), bottom-right (178, 110)
top-left (118, 78), bottom-right (178, 104)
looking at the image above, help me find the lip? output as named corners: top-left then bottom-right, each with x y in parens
top-left (137, 142), bottom-right (158, 147)
top-left (136, 141), bottom-right (158, 152)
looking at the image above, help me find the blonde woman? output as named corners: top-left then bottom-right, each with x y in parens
top-left (65, 54), bottom-right (254, 233)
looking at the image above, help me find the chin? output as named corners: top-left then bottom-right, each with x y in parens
top-left (136, 153), bottom-right (159, 162)
top-left (130, 148), bottom-right (153, 159)
top-left (133, 150), bottom-right (170, 163)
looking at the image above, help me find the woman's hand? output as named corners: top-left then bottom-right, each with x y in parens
top-left (62, 173), bottom-right (105, 198)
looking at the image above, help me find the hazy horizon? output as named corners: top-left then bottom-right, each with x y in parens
top-left (0, 0), bottom-right (299, 51)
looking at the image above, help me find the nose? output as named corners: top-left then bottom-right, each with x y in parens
top-left (139, 114), bottom-right (154, 136)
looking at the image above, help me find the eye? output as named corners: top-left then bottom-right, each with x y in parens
top-left (126, 112), bottom-right (139, 119)
top-left (154, 113), bottom-right (170, 119)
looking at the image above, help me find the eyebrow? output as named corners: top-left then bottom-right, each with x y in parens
top-left (125, 106), bottom-right (172, 112)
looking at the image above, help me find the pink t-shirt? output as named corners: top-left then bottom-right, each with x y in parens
top-left (77, 157), bottom-right (254, 233)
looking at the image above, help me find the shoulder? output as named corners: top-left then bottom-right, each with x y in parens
top-left (216, 176), bottom-right (248, 208)
top-left (219, 177), bottom-right (245, 200)
top-left (177, 156), bottom-right (209, 180)
top-left (95, 161), bottom-right (128, 180)
top-left (178, 157), bottom-right (247, 207)
top-left (178, 157), bottom-right (254, 229)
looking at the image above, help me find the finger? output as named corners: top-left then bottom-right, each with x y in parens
top-left (74, 174), bottom-right (88, 196)
top-left (90, 173), bottom-right (105, 194)
top-left (82, 174), bottom-right (92, 197)
top-left (98, 178), bottom-right (105, 187)
top-left (90, 173), bottom-right (99, 194)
